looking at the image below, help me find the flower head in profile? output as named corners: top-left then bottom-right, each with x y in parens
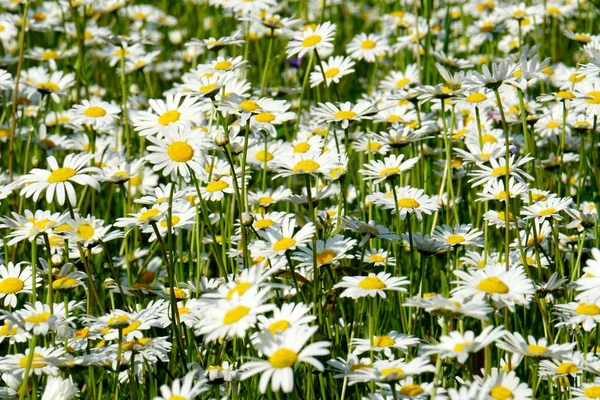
top-left (286, 22), bottom-right (336, 58)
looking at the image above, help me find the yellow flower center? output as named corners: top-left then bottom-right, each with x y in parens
top-left (84, 106), bottom-right (107, 118)
top-left (584, 386), bottom-right (600, 398)
top-left (556, 362), bottom-right (578, 374)
top-left (167, 141), bottom-right (194, 162)
top-left (399, 385), bottom-right (423, 396)
top-left (240, 100), bottom-right (260, 112)
top-left (397, 198), bottom-right (419, 208)
top-left (226, 282), bottom-right (252, 300)
top-left (160, 216), bottom-right (181, 228)
top-left (268, 320), bottom-right (291, 334)
top-left (334, 110), bottom-right (357, 119)
top-left (527, 344), bottom-right (547, 356)
top-left (586, 91), bottom-right (600, 104)
top-left (556, 91), bottom-right (575, 99)
top-left (255, 150), bottom-right (274, 162)
top-left (491, 166), bottom-right (512, 177)
top-left (372, 335), bottom-right (395, 347)
top-left (452, 341), bottom-right (473, 352)
top-left (302, 35), bottom-right (322, 47)
top-left (447, 235), bottom-right (465, 245)
top-left (538, 208), bottom-right (556, 217)
top-left (317, 250), bottom-right (337, 265)
top-left (273, 238), bottom-right (297, 251)
top-left (19, 354), bottom-right (46, 369)
top-left (255, 112), bottom-right (276, 123)
top-left (477, 277), bottom-right (509, 294)
top-left (380, 367), bottom-right (405, 378)
top-left (576, 303), bottom-right (600, 315)
top-left (169, 396), bottom-right (186, 400)
top-left (48, 167), bottom-right (76, 183)
top-left (369, 142), bottom-right (382, 151)
top-left (158, 110), bottom-right (181, 126)
top-left (25, 312), bottom-right (51, 324)
top-left (0, 278), bottom-right (24, 294)
top-left (358, 276), bottom-right (386, 290)
top-left (379, 166), bottom-right (400, 177)
top-left (214, 60), bottom-right (232, 70)
top-left (206, 180), bottom-right (229, 193)
top-left (139, 208), bottom-right (160, 221)
top-left (293, 142), bottom-right (311, 153)
top-left (369, 254), bottom-right (385, 263)
top-left (53, 277), bottom-right (78, 289)
top-left (199, 83), bottom-right (217, 93)
top-left (396, 77), bottom-right (410, 88)
top-left (293, 160), bottom-right (320, 173)
top-left (546, 121), bottom-right (560, 129)
top-left (41, 50), bottom-right (59, 60)
top-left (77, 224), bottom-right (95, 240)
top-left (255, 218), bottom-right (274, 229)
top-left (325, 67), bottom-right (340, 78)
top-left (466, 92), bottom-right (487, 103)
top-left (490, 385), bottom-right (513, 400)
top-left (223, 305), bottom-right (250, 324)
top-left (36, 82), bottom-right (59, 92)
top-left (0, 322), bottom-right (18, 336)
top-left (269, 348), bottom-right (298, 368)
top-left (258, 197), bottom-right (274, 206)
top-left (361, 40), bottom-right (376, 49)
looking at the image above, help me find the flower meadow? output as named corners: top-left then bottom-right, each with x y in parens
top-left (1, 0), bottom-right (600, 400)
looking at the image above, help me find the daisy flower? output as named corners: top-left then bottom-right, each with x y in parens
top-left (272, 151), bottom-right (341, 179)
top-left (145, 124), bottom-right (207, 180)
top-left (349, 357), bottom-right (434, 384)
top-left (333, 272), bottom-right (409, 299)
top-left (69, 100), bottom-right (121, 129)
top-left (292, 234), bottom-right (356, 269)
top-left (310, 55), bottom-right (355, 87)
top-left (240, 325), bottom-right (330, 393)
top-left (520, 196), bottom-right (573, 221)
top-left (556, 299), bottom-right (600, 332)
top-left (359, 154), bottom-right (419, 184)
top-left (0, 262), bottom-right (37, 307)
top-left (497, 332), bottom-right (575, 359)
top-left (379, 65), bottom-right (420, 91)
top-left (154, 370), bottom-right (208, 400)
top-left (132, 93), bottom-right (203, 137)
top-left (362, 249), bottom-right (395, 267)
top-left (41, 376), bottom-right (78, 400)
top-left (469, 155), bottom-right (534, 191)
top-left (452, 263), bottom-right (535, 310)
top-left (312, 101), bottom-right (376, 129)
top-left (351, 332), bottom-right (419, 357)
top-left (20, 153), bottom-right (101, 206)
top-left (478, 368), bottom-right (532, 400)
top-left (255, 218), bottom-right (316, 258)
top-left (1, 346), bottom-right (64, 377)
top-left (286, 21), bottom-right (336, 58)
top-left (422, 325), bottom-right (506, 363)
top-left (256, 302), bottom-right (316, 335)
top-left (346, 33), bottom-right (390, 63)
top-left (369, 186), bottom-right (439, 220)
top-left (433, 224), bottom-right (483, 248)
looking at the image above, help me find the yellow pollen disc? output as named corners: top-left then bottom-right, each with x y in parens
top-left (0, 278), bottom-right (24, 294)
top-left (556, 91), bottom-right (575, 99)
top-left (489, 385), bottom-right (513, 400)
top-left (269, 348), bottom-right (298, 368)
top-left (584, 386), bottom-right (600, 397)
top-left (167, 141), bottom-right (194, 162)
top-left (293, 160), bottom-right (320, 173)
top-left (302, 34), bottom-right (322, 47)
top-left (334, 110), bottom-right (357, 119)
top-left (452, 341), bottom-right (473, 352)
top-left (294, 142), bottom-right (311, 153)
top-left (546, 121), bottom-right (560, 129)
top-left (226, 282), bottom-right (252, 300)
top-left (169, 395), bottom-right (186, 400)
top-left (369, 142), bottom-right (382, 151)
top-left (0, 322), bottom-right (18, 336)
top-left (240, 100), bottom-right (260, 112)
top-left (482, 134), bottom-right (498, 144)
top-left (399, 384), bottom-right (423, 396)
top-left (380, 367), bottom-right (405, 378)
top-left (77, 224), bottom-right (95, 240)
top-left (538, 208), bottom-right (556, 217)
top-left (325, 67), bottom-right (340, 78)
top-left (466, 92), bottom-right (487, 103)
top-left (255, 150), bottom-right (274, 162)
top-left (477, 277), bottom-right (509, 294)
top-left (19, 354), bottom-right (46, 369)
top-left (574, 34), bottom-right (591, 43)
top-left (258, 197), bottom-right (274, 206)
top-left (397, 198), bottom-right (420, 208)
top-left (396, 77), bottom-right (410, 88)
top-left (48, 167), bottom-right (76, 183)
top-left (84, 106), bottom-right (107, 118)
top-left (576, 303), bottom-right (600, 315)
top-left (491, 166), bottom-right (512, 177)
top-left (273, 237), bottom-right (297, 251)
top-left (36, 82), bottom-right (59, 92)
top-left (53, 277), bottom-right (78, 289)
top-left (369, 254), bottom-right (385, 263)
top-left (556, 361), bottom-right (578, 374)
top-left (586, 91), bottom-right (600, 104)
top-left (25, 312), bottom-right (51, 324)
top-left (387, 115), bottom-right (402, 122)
top-left (223, 305), bottom-right (250, 324)
top-left (158, 110), bottom-right (180, 126)
top-left (379, 166), bottom-right (400, 177)
top-left (447, 235), bottom-right (465, 245)
top-left (372, 335), bottom-right (395, 347)
top-left (139, 208), bottom-right (160, 221)
top-left (255, 112), bottom-right (275, 123)
top-left (268, 320), bottom-right (291, 334)
top-left (214, 60), bottom-right (232, 70)
top-left (206, 180), bottom-right (229, 193)
top-left (254, 219), bottom-right (274, 229)
top-left (361, 39), bottom-right (376, 49)
top-left (42, 50), bottom-right (59, 60)
top-left (527, 344), bottom-right (547, 356)
top-left (358, 276), bottom-right (386, 290)
top-left (317, 250), bottom-right (337, 265)
top-left (159, 216), bottom-right (181, 228)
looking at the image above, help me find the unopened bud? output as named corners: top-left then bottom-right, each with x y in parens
top-left (241, 213), bottom-right (254, 226)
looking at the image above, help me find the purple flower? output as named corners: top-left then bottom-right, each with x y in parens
top-left (286, 57), bottom-right (302, 69)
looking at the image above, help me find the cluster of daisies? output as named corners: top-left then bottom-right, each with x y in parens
top-left (0, 0), bottom-right (599, 399)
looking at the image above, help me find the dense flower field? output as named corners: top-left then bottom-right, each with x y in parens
top-left (0, 0), bottom-right (599, 399)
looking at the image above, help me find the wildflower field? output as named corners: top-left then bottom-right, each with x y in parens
top-left (2, 0), bottom-right (600, 399)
